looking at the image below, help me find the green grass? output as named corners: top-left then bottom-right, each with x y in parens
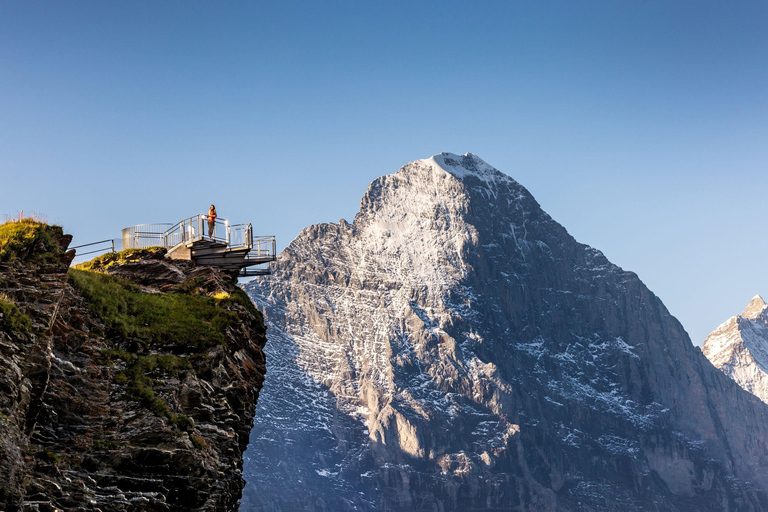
top-left (0, 219), bottom-right (63, 263)
top-left (0, 296), bottom-right (31, 332)
top-left (93, 439), bottom-right (119, 451)
top-left (68, 269), bottom-right (238, 351)
top-left (190, 434), bottom-right (207, 450)
top-left (227, 287), bottom-right (261, 318)
top-left (110, 352), bottom-right (195, 431)
top-left (34, 448), bottom-right (61, 464)
top-left (75, 247), bottom-right (165, 271)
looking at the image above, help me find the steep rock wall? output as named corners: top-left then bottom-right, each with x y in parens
top-left (0, 221), bottom-right (267, 511)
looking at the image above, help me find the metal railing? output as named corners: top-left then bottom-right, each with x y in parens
top-left (228, 223), bottom-right (253, 249)
top-left (122, 223), bottom-right (173, 250)
top-left (161, 215), bottom-right (253, 249)
top-left (247, 235), bottom-right (277, 262)
top-left (69, 239), bottom-right (117, 266)
top-left (162, 215), bottom-right (217, 248)
top-left (122, 215), bottom-right (264, 253)
top-left (71, 239), bottom-right (116, 257)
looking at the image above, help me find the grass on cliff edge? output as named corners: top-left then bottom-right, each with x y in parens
top-left (68, 269), bottom-right (239, 351)
top-left (74, 247), bottom-right (164, 271)
top-left (0, 219), bottom-right (63, 263)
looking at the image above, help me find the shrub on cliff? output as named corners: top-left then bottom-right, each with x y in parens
top-left (0, 219), bottom-right (63, 263)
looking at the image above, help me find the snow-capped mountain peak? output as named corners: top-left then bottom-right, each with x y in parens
top-left (742, 294), bottom-right (767, 320)
top-left (418, 152), bottom-right (501, 181)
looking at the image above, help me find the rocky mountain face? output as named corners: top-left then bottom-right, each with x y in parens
top-left (703, 295), bottom-right (768, 404)
top-left (0, 220), bottom-right (267, 511)
top-left (243, 153), bottom-right (768, 511)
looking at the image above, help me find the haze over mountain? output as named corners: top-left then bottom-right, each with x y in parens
top-left (242, 153), bottom-right (768, 511)
top-left (703, 295), bottom-right (768, 404)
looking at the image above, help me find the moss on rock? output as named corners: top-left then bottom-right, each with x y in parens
top-left (0, 296), bottom-right (31, 332)
top-left (0, 219), bottom-right (63, 263)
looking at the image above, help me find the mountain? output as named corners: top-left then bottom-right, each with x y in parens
top-left (0, 221), bottom-right (267, 511)
top-left (242, 153), bottom-right (768, 511)
top-left (703, 295), bottom-right (768, 404)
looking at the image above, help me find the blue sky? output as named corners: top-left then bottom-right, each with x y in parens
top-left (2, 1), bottom-right (767, 345)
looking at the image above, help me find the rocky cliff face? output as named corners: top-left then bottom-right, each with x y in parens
top-left (703, 295), bottom-right (768, 404)
top-left (0, 220), bottom-right (267, 511)
top-left (243, 153), bottom-right (768, 511)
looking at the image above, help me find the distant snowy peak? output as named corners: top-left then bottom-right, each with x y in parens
top-left (742, 294), bottom-right (768, 320)
top-left (703, 294), bottom-right (768, 404)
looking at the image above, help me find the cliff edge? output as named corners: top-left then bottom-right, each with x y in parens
top-left (0, 220), bottom-right (267, 511)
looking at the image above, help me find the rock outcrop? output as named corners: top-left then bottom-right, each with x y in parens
top-left (243, 153), bottom-right (768, 511)
top-left (0, 220), bottom-right (267, 511)
top-left (703, 295), bottom-right (768, 404)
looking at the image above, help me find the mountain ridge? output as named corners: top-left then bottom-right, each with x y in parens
top-left (243, 153), bottom-right (768, 511)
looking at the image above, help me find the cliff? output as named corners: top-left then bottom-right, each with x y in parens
top-left (0, 219), bottom-right (267, 511)
top-left (243, 153), bottom-right (768, 511)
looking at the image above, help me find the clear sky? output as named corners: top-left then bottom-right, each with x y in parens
top-left (2, 1), bottom-right (767, 346)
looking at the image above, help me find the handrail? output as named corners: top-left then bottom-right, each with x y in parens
top-left (71, 239), bottom-right (115, 250)
top-left (246, 235), bottom-right (276, 261)
top-left (122, 223), bottom-right (173, 250)
top-left (162, 214), bottom-right (246, 249)
top-left (71, 239), bottom-right (116, 257)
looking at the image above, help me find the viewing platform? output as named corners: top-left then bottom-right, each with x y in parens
top-left (121, 215), bottom-right (276, 276)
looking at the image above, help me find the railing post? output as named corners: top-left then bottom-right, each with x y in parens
top-left (226, 220), bottom-right (230, 246)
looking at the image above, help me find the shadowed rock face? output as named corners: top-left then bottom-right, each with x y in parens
top-left (0, 227), bottom-right (267, 512)
top-left (243, 153), bottom-right (768, 511)
top-left (703, 295), bottom-right (768, 404)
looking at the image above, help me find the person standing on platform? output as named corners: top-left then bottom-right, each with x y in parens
top-left (207, 205), bottom-right (217, 239)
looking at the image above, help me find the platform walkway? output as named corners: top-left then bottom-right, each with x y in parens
top-left (121, 214), bottom-right (276, 276)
